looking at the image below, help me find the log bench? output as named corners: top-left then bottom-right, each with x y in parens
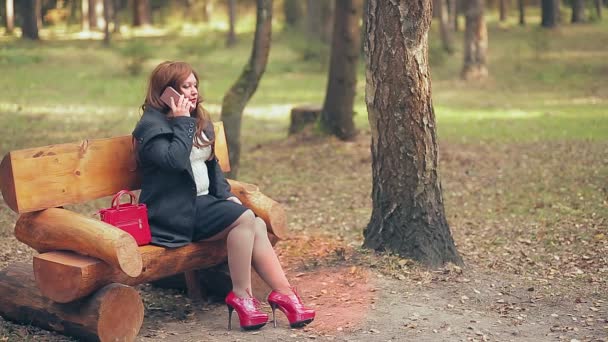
top-left (0, 122), bottom-right (287, 341)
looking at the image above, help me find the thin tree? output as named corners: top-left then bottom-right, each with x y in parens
top-left (518, 0), bottom-right (525, 25)
top-left (450, 0), bottom-right (459, 31)
top-left (226, 0), bottom-right (237, 47)
top-left (133, 0), bottom-right (151, 27)
top-left (103, 0), bottom-right (111, 45)
top-left (595, 0), bottom-right (602, 20)
top-left (22, 0), bottom-right (40, 40)
top-left (284, 0), bottom-right (303, 29)
top-left (571, 0), bottom-right (585, 23)
top-left (319, 0), bottom-right (362, 140)
top-left (220, 0), bottom-right (273, 178)
top-left (364, 0), bottom-right (462, 267)
top-left (439, 0), bottom-right (455, 54)
top-left (5, 0), bottom-right (14, 34)
top-left (541, 0), bottom-right (557, 28)
top-left (499, 0), bottom-right (508, 21)
top-left (81, 0), bottom-right (90, 31)
top-left (461, 0), bottom-right (488, 80)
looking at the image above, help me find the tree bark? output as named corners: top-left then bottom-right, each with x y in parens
top-left (541, 0), bottom-right (557, 27)
top-left (226, 0), bottom-right (237, 47)
top-left (14, 208), bottom-right (143, 277)
top-left (5, 0), bottom-right (14, 34)
top-left (449, 0), bottom-right (459, 31)
top-left (461, 0), bottom-right (488, 80)
top-left (22, 0), bottom-right (40, 40)
top-left (518, 0), bottom-right (525, 25)
top-left (220, 0), bottom-right (272, 179)
top-left (499, 0), bottom-right (508, 21)
top-left (596, 0), bottom-right (603, 20)
top-left (364, 0), bottom-right (462, 267)
top-left (439, 0), bottom-right (455, 54)
top-left (571, 0), bottom-right (585, 22)
top-left (103, 0), bottom-right (111, 45)
top-left (0, 263), bottom-right (144, 342)
top-left (132, 0), bottom-right (151, 26)
top-left (82, 0), bottom-right (90, 31)
top-left (319, 0), bottom-right (362, 141)
top-left (306, 0), bottom-right (333, 42)
top-left (284, 0), bottom-right (303, 28)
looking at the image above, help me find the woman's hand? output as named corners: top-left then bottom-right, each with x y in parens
top-left (170, 94), bottom-right (193, 117)
top-left (227, 196), bottom-right (242, 205)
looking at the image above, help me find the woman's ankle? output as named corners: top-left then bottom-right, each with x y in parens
top-left (273, 286), bottom-right (293, 295)
top-left (231, 287), bottom-right (251, 298)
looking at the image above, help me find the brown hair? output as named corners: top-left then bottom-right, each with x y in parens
top-left (142, 61), bottom-right (213, 148)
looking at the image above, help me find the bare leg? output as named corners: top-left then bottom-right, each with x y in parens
top-left (251, 217), bottom-right (292, 294)
top-left (204, 210), bottom-right (256, 298)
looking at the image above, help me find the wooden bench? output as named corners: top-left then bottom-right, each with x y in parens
top-left (0, 122), bottom-right (287, 342)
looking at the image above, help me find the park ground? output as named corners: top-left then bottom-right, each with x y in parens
top-left (0, 13), bottom-right (607, 342)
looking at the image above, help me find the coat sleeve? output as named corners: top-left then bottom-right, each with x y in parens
top-left (139, 117), bottom-right (198, 172)
top-left (207, 158), bottom-right (233, 199)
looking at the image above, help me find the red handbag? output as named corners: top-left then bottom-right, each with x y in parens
top-left (99, 190), bottom-right (151, 246)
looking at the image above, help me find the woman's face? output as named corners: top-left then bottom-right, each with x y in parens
top-left (178, 73), bottom-right (199, 111)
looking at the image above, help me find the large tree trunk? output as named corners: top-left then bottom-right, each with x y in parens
top-left (22, 0), bottom-right (40, 40)
top-left (541, 0), bottom-right (557, 27)
top-left (518, 0), bottom-right (525, 25)
top-left (461, 0), bottom-right (488, 80)
top-left (319, 0), bottom-right (362, 141)
top-left (363, 0), bottom-right (462, 267)
top-left (220, 0), bottom-right (272, 179)
top-left (226, 0), bottom-right (237, 47)
top-left (0, 263), bottom-right (144, 342)
top-left (439, 0), bottom-right (455, 54)
top-left (499, 0), bottom-right (508, 21)
top-left (5, 0), bottom-right (14, 34)
top-left (571, 0), bottom-right (585, 22)
top-left (132, 0), bottom-right (151, 26)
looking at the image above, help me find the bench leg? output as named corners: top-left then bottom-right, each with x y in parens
top-left (184, 270), bottom-right (205, 302)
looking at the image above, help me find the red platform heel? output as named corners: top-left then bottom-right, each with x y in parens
top-left (225, 291), bottom-right (269, 330)
top-left (267, 288), bottom-right (315, 328)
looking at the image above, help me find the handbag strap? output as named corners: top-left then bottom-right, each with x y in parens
top-left (111, 190), bottom-right (136, 208)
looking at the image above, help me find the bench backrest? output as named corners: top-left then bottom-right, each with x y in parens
top-left (0, 122), bottom-right (229, 214)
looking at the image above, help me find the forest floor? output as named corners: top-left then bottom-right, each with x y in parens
top-left (0, 130), bottom-right (606, 342)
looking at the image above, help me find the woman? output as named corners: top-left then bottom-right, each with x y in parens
top-left (132, 61), bottom-right (314, 330)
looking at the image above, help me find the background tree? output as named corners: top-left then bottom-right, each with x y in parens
top-left (103, 0), bottom-right (111, 45)
top-left (499, 0), bottom-right (508, 21)
top-left (571, 0), bottom-right (585, 23)
top-left (226, 0), bottom-right (237, 47)
top-left (22, 0), bottom-right (40, 40)
top-left (439, 0), bottom-right (455, 54)
top-left (462, 0), bottom-right (488, 80)
top-left (518, 0), bottom-right (525, 25)
top-left (220, 0), bottom-right (273, 178)
top-left (319, 0), bottom-right (362, 141)
top-left (595, 0), bottom-right (603, 20)
top-left (283, 0), bottom-right (303, 29)
top-left (81, 0), bottom-right (90, 31)
top-left (363, 0), bottom-right (462, 267)
top-left (449, 0), bottom-right (459, 31)
top-left (5, 0), bottom-right (14, 34)
top-left (541, 0), bottom-right (557, 27)
top-left (306, 0), bottom-right (333, 43)
top-left (133, 0), bottom-right (151, 27)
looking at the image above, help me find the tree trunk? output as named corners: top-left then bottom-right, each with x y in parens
top-left (596, 0), bottom-right (602, 20)
top-left (81, 0), bottom-right (90, 31)
top-left (22, 0), bottom-right (40, 40)
top-left (499, 0), bottom-right (508, 21)
top-left (284, 0), bottom-right (303, 28)
top-left (132, 0), bottom-right (151, 26)
top-left (319, 0), bottom-right (362, 141)
top-left (364, 0), bottom-right (462, 267)
top-left (112, 0), bottom-right (120, 32)
top-left (518, 0), bottom-right (525, 25)
top-left (461, 0), bottom-right (488, 80)
top-left (5, 0), bottom-right (14, 34)
top-left (220, 0), bottom-right (273, 179)
top-left (541, 0), bottom-right (557, 27)
top-left (571, 0), bottom-right (585, 22)
top-left (306, 0), bottom-right (333, 42)
top-left (103, 0), bottom-right (111, 45)
top-left (226, 0), bottom-right (237, 47)
top-left (0, 263), bottom-right (144, 342)
top-left (450, 0), bottom-right (459, 31)
top-left (439, 0), bottom-right (455, 54)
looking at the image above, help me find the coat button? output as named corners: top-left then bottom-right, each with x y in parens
top-left (188, 128), bottom-right (193, 132)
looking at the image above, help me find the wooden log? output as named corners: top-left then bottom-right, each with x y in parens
top-left (15, 208), bottom-right (143, 277)
top-left (34, 233), bottom-right (279, 303)
top-left (0, 122), bottom-right (228, 214)
top-left (228, 179), bottom-right (287, 240)
top-left (0, 263), bottom-right (144, 342)
top-left (289, 105), bottom-right (321, 135)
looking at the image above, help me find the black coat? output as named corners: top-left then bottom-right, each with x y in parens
top-left (132, 107), bottom-right (233, 247)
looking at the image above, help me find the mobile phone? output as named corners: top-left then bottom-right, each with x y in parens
top-left (160, 86), bottom-right (181, 107)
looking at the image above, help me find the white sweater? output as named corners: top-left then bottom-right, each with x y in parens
top-left (189, 133), bottom-right (212, 196)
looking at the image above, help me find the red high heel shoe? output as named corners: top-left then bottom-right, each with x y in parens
top-left (267, 288), bottom-right (315, 328)
top-left (225, 291), bottom-right (269, 330)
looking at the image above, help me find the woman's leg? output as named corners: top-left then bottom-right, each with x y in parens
top-left (204, 209), bottom-right (257, 298)
top-left (251, 217), bottom-right (292, 294)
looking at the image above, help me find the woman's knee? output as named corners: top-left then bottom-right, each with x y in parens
top-left (231, 209), bottom-right (256, 229)
top-left (254, 217), bottom-right (267, 235)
